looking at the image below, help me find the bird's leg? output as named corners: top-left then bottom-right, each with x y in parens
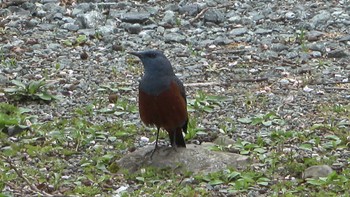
top-left (150, 127), bottom-right (160, 159)
top-left (172, 131), bottom-right (178, 152)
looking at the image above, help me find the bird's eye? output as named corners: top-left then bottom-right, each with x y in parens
top-left (146, 53), bottom-right (157, 58)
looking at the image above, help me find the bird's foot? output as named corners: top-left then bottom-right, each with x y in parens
top-left (147, 145), bottom-right (159, 160)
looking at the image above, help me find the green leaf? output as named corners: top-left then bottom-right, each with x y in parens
top-left (118, 87), bottom-right (132, 91)
top-left (19, 108), bottom-right (33, 114)
top-left (37, 93), bottom-right (53, 101)
top-left (240, 150), bottom-right (250, 155)
top-left (257, 177), bottom-right (270, 186)
top-left (76, 35), bottom-right (87, 44)
top-left (254, 147), bottom-right (267, 154)
top-left (114, 111), bottom-right (125, 116)
top-left (28, 82), bottom-right (39, 94)
top-left (325, 135), bottom-right (340, 141)
top-left (11, 80), bottom-right (26, 89)
top-left (310, 123), bottom-right (326, 130)
top-left (227, 171), bottom-right (241, 180)
top-left (251, 117), bottom-right (263, 125)
top-left (300, 143), bottom-right (313, 151)
top-left (136, 177), bottom-right (145, 182)
top-left (203, 106), bottom-right (214, 113)
top-left (115, 131), bottom-right (130, 137)
top-left (209, 179), bottom-right (224, 186)
top-left (306, 178), bottom-right (324, 186)
top-left (98, 108), bottom-right (115, 113)
top-left (262, 120), bottom-right (272, 126)
top-left (63, 40), bottom-right (73, 46)
top-left (3, 88), bottom-right (18, 93)
top-left (238, 117), bottom-right (252, 124)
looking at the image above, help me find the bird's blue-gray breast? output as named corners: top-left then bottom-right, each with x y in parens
top-left (139, 75), bottom-right (174, 96)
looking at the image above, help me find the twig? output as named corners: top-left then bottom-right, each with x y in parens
top-left (231, 77), bottom-right (269, 83)
top-left (309, 81), bottom-right (350, 85)
top-left (324, 87), bottom-right (349, 91)
top-left (189, 7), bottom-right (209, 24)
top-left (185, 82), bottom-right (220, 87)
top-left (185, 78), bottom-right (269, 87)
top-left (1, 155), bottom-right (54, 197)
top-left (190, 3), bottom-right (235, 24)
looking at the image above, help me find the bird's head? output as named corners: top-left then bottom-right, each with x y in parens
top-left (129, 50), bottom-right (175, 76)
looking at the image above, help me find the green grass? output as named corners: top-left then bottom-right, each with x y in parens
top-left (1, 90), bottom-right (349, 196)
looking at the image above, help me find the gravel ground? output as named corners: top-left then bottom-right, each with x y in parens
top-left (1, 0), bottom-right (349, 196)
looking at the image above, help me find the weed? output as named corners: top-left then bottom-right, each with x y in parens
top-left (0, 103), bottom-right (33, 136)
top-left (62, 35), bottom-right (88, 47)
top-left (296, 29), bottom-right (308, 52)
top-left (188, 91), bottom-right (229, 113)
top-left (238, 111), bottom-right (285, 127)
top-left (4, 79), bottom-right (59, 101)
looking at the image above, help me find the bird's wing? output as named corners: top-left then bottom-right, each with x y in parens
top-left (173, 76), bottom-right (187, 104)
top-left (173, 76), bottom-right (188, 134)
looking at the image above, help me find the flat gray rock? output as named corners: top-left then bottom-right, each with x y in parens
top-left (117, 143), bottom-right (250, 174)
top-left (303, 165), bottom-right (333, 179)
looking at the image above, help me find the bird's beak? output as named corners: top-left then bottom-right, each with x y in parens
top-left (128, 51), bottom-right (142, 58)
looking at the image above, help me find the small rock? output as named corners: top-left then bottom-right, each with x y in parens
top-left (38, 23), bottom-right (57, 31)
top-left (338, 35), bottom-right (350, 42)
top-left (271, 43), bottom-right (288, 52)
top-left (121, 12), bottom-right (150, 23)
top-left (229, 27), bottom-right (247, 36)
top-left (285, 11), bottom-right (296, 20)
top-left (311, 51), bottom-right (322, 57)
top-left (255, 28), bottom-right (272, 34)
top-left (213, 136), bottom-right (235, 146)
top-left (35, 10), bottom-right (47, 18)
top-left (303, 165), bottom-right (333, 179)
top-left (140, 136), bottom-right (149, 142)
top-left (261, 51), bottom-right (279, 59)
top-left (22, 2), bottom-right (36, 11)
top-left (181, 177), bottom-right (195, 185)
top-left (204, 8), bottom-right (225, 24)
top-left (77, 10), bottom-right (105, 29)
top-left (286, 51), bottom-right (298, 59)
top-left (280, 79), bottom-right (290, 85)
top-left (112, 44), bottom-right (123, 51)
top-left (42, 2), bottom-right (65, 14)
top-left (53, 13), bottom-right (63, 20)
top-left (307, 30), bottom-right (325, 41)
top-left (311, 11), bottom-right (331, 28)
top-left (327, 49), bottom-right (348, 58)
top-left (72, 3), bottom-right (93, 16)
top-left (62, 23), bottom-right (79, 31)
top-left (164, 4), bottom-right (179, 11)
top-left (25, 19), bottom-right (39, 28)
top-left (162, 10), bottom-right (176, 26)
top-left (80, 51), bottom-right (89, 60)
top-left (179, 4), bottom-right (200, 16)
top-left (164, 32), bottom-right (187, 43)
top-left (308, 43), bottom-right (326, 53)
top-left (116, 185), bottom-right (128, 194)
top-left (125, 23), bottom-right (142, 34)
top-left (303, 86), bottom-right (313, 92)
top-left (98, 25), bottom-right (115, 36)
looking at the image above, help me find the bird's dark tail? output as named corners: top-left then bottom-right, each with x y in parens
top-left (169, 128), bottom-right (186, 148)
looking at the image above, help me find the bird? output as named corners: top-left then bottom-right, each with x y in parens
top-left (129, 50), bottom-right (188, 156)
